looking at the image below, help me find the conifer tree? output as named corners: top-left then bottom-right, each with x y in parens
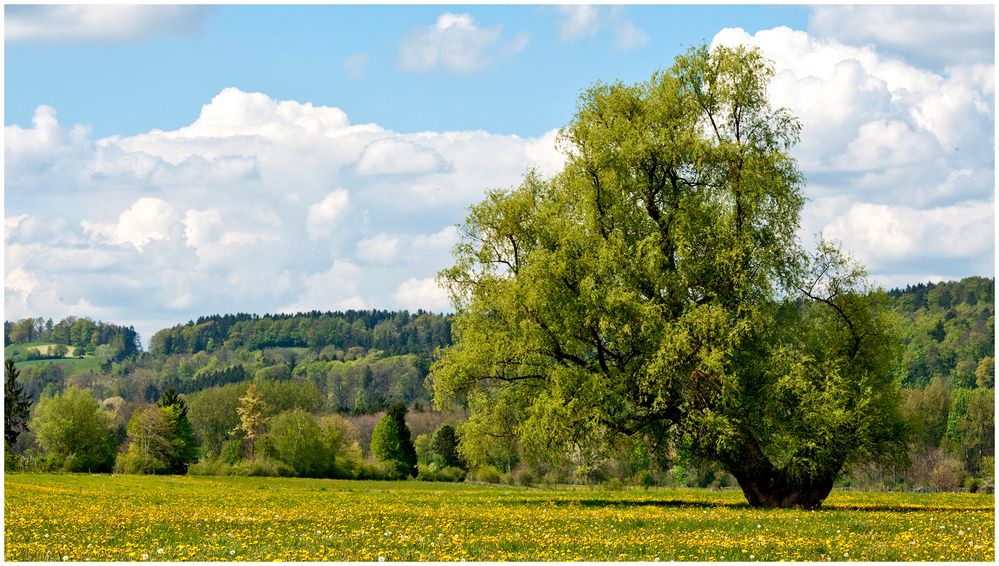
top-left (5, 358), bottom-right (31, 451)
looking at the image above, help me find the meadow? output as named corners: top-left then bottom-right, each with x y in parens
top-left (4, 474), bottom-right (994, 562)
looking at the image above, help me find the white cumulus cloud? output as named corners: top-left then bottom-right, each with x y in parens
top-left (712, 23), bottom-right (994, 285)
top-left (5, 86), bottom-right (564, 339)
top-left (555, 5), bottom-right (648, 51)
top-left (809, 5), bottom-right (994, 69)
top-left (306, 190), bottom-right (351, 240)
top-left (398, 12), bottom-right (520, 73)
top-left (356, 138), bottom-right (451, 176)
top-left (393, 277), bottom-right (451, 313)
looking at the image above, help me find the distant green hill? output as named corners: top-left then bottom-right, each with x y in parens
top-left (887, 276), bottom-right (994, 388)
top-left (5, 279), bottom-right (991, 408)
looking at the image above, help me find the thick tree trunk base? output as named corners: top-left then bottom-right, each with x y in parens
top-left (734, 474), bottom-right (834, 510)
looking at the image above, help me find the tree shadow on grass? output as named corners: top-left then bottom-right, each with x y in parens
top-left (498, 498), bottom-right (751, 510)
top-left (498, 498), bottom-right (989, 514)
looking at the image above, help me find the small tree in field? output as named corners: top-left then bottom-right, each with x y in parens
top-left (233, 384), bottom-right (268, 459)
top-left (370, 402), bottom-right (417, 478)
top-left (432, 44), bottom-right (908, 509)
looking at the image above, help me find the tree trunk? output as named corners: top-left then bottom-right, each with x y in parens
top-left (732, 470), bottom-right (835, 510)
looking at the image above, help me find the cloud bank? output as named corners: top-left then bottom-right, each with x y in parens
top-left (712, 23), bottom-right (993, 287)
top-left (4, 88), bottom-right (562, 341)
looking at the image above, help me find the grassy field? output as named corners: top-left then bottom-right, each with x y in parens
top-left (3, 473), bottom-right (994, 562)
top-left (4, 342), bottom-right (103, 377)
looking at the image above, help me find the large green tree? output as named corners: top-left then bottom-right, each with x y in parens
top-left (30, 387), bottom-right (117, 472)
top-left (432, 44), bottom-right (908, 509)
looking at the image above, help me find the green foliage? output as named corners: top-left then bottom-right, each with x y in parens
top-left (148, 311), bottom-right (450, 356)
top-left (118, 406), bottom-right (172, 474)
top-left (158, 388), bottom-right (199, 473)
top-left (30, 387), bottom-right (117, 472)
top-left (889, 278), bottom-right (994, 388)
top-left (5, 358), bottom-right (31, 450)
top-left (4, 317), bottom-right (139, 361)
top-left (416, 463), bottom-right (467, 482)
top-left (432, 44), bottom-right (908, 509)
top-left (431, 424), bottom-right (466, 470)
top-left (267, 409), bottom-right (335, 478)
top-left (370, 403), bottom-right (417, 478)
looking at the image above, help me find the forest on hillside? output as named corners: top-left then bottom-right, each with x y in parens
top-left (3, 277), bottom-right (994, 491)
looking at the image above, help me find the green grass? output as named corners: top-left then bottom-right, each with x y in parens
top-left (4, 473), bottom-right (993, 561)
top-left (13, 357), bottom-right (103, 374)
top-left (4, 342), bottom-right (103, 377)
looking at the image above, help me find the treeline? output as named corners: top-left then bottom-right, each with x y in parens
top-left (148, 310), bottom-right (451, 356)
top-left (3, 281), bottom-right (992, 492)
top-left (4, 316), bottom-right (140, 361)
top-left (891, 277), bottom-right (994, 388)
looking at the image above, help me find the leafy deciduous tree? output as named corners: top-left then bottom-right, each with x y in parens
top-left (233, 383), bottom-right (268, 459)
top-left (268, 409), bottom-right (334, 477)
top-left (432, 44), bottom-right (908, 509)
top-left (30, 387), bottom-right (117, 472)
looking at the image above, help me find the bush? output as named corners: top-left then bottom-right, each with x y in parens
top-left (231, 456), bottom-right (294, 477)
top-left (117, 451), bottom-right (169, 475)
top-left (417, 464), bottom-right (467, 482)
top-left (964, 477), bottom-right (981, 493)
top-left (605, 477), bottom-right (625, 491)
top-left (471, 464), bottom-right (502, 484)
top-left (187, 459), bottom-right (234, 476)
top-left (514, 468), bottom-right (535, 487)
top-left (929, 457), bottom-right (965, 491)
top-left (637, 470), bottom-right (655, 489)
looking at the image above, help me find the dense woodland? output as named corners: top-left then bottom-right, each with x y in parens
top-left (3, 277), bottom-right (994, 491)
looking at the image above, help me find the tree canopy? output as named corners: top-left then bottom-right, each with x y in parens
top-left (30, 387), bottom-right (117, 473)
top-left (431, 44), bottom-right (908, 509)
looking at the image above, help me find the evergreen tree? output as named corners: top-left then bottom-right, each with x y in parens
top-left (431, 424), bottom-right (466, 469)
top-left (158, 387), bottom-right (199, 473)
top-left (5, 358), bottom-right (31, 451)
top-left (370, 402), bottom-right (417, 477)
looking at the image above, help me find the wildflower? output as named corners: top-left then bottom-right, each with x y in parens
top-left (157, 548), bottom-right (164, 554)
top-left (62, 556), bottom-right (68, 561)
top-left (843, 552), bottom-right (849, 558)
top-left (141, 554), bottom-right (149, 560)
top-left (229, 550), bottom-right (236, 555)
top-left (378, 557), bottom-right (385, 562)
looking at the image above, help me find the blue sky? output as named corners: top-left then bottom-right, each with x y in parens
top-left (6, 5), bottom-right (811, 138)
top-left (3, 4), bottom-right (995, 344)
